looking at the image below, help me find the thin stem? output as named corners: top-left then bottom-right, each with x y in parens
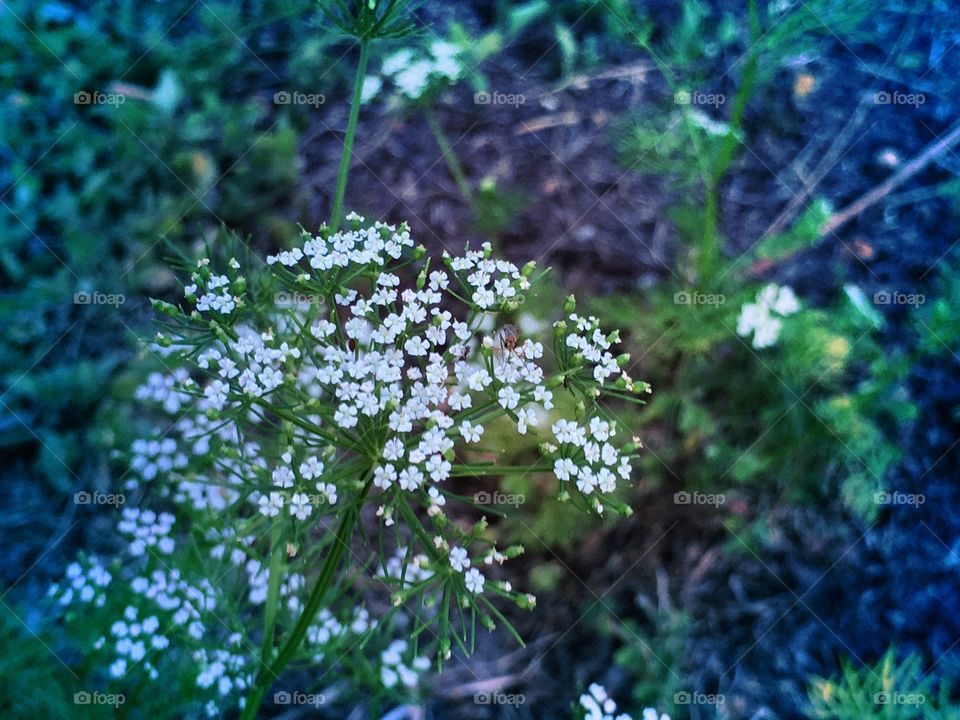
top-left (330, 39), bottom-right (371, 233)
top-left (425, 106), bottom-right (475, 208)
top-left (239, 476), bottom-right (373, 720)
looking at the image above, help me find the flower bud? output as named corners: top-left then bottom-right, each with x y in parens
top-left (151, 299), bottom-right (180, 318)
top-left (521, 260), bottom-right (537, 277)
top-left (564, 294), bottom-right (576, 314)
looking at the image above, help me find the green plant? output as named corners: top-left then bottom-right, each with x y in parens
top-left (807, 649), bottom-right (959, 719)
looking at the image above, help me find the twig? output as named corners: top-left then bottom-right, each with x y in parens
top-left (818, 118), bottom-right (960, 237)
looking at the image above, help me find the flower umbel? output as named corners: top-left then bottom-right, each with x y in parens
top-left (55, 214), bottom-right (648, 717)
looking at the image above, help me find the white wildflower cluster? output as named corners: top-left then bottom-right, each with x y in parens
top-left (118, 507), bottom-right (176, 556)
top-left (53, 212), bottom-right (647, 714)
top-left (380, 639), bottom-right (430, 690)
top-left (48, 560), bottom-right (111, 606)
top-left (551, 416), bottom-right (633, 513)
top-left (579, 683), bottom-right (670, 720)
top-left (374, 40), bottom-right (464, 101)
top-left (192, 637), bottom-right (252, 702)
top-left (736, 283), bottom-right (801, 349)
top-left (102, 604), bottom-right (167, 680)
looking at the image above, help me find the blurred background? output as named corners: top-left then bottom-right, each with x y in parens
top-left (2, 0), bottom-right (960, 717)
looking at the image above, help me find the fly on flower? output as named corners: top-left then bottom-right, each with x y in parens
top-left (495, 323), bottom-right (523, 369)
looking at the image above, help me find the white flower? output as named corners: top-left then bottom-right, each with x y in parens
top-left (464, 567), bottom-right (485, 594)
top-left (554, 458), bottom-right (578, 481)
top-left (737, 284), bottom-right (800, 349)
top-left (289, 493), bottom-right (312, 520)
top-left (449, 547), bottom-right (469, 573)
top-left (272, 466), bottom-right (294, 489)
top-left (498, 386), bottom-right (520, 410)
top-left (299, 456), bottom-right (324, 480)
top-left (258, 492), bottom-right (284, 517)
top-left (460, 421), bottom-right (483, 443)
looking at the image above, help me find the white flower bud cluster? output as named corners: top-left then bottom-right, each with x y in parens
top-left (736, 283), bottom-right (800, 349)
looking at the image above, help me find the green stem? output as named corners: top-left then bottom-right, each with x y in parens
top-left (260, 522), bottom-right (284, 668)
top-left (239, 477), bottom-right (373, 720)
top-left (697, 0), bottom-right (760, 281)
top-left (330, 39), bottom-right (370, 233)
top-left (425, 107), bottom-right (475, 208)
